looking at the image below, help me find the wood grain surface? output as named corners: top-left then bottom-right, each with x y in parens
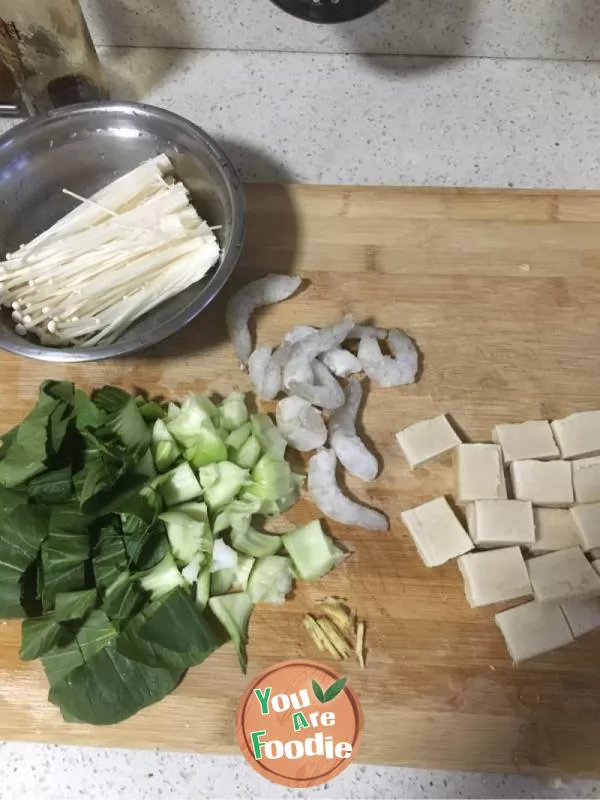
top-left (2, 184), bottom-right (600, 776)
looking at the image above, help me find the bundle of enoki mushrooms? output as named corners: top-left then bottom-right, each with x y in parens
top-left (0, 155), bottom-right (220, 347)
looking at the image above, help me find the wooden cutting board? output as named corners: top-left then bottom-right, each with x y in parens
top-left (2, 184), bottom-right (600, 777)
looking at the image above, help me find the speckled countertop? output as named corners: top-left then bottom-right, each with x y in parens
top-left (2, 48), bottom-right (600, 188)
top-left (1, 743), bottom-right (599, 800)
top-left (4, 3), bottom-right (600, 797)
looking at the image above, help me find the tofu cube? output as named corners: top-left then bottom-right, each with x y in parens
top-left (560, 596), bottom-right (600, 638)
top-left (458, 547), bottom-right (532, 607)
top-left (495, 600), bottom-right (574, 663)
top-left (467, 500), bottom-right (535, 548)
top-left (400, 496), bottom-right (473, 568)
top-left (510, 460), bottom-right (573, 507)
top-left (493, 420), bottom-right (559, 464)
top-left (572, 457), bottom-right (600, 504)
top-left (570, 503), bottom-right (600, 551)
top-left (551, 411), bottom-right (600, 460)
top-left (395, 414), bottom-right (461, 469)
top-left (530, 508), bottom-right (580, 553)
top-left (455, 444), bottom-right (507, 504)
top-left (527, 546), bottom-right (600, 602)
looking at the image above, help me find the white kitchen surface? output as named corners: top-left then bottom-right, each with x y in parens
top-left (2, 47), bottom-right (600, 188)
top-left (3, 3), bottom-right (600, 797)
top-left (1, 742), bottom-right (599, 800)
top-left (81, 0), bottom-right (600, 60)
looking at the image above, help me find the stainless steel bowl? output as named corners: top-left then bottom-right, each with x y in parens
top-left (0, 102), bottom-right (246, 362)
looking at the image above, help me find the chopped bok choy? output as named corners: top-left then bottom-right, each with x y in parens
top-left (283, 520), bottom-right (345, 580)
top-left (0, 382), bottom-right (349, 726)
top-left (248, 556), bottom-right (295, 604)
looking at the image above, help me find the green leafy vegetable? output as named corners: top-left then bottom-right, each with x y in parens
top-left (226, 421), bottom-right (252, 452)
top-left (73, 430), bottom-right (129, 508)
top-left (151, 419), bottom-right (180, 473)
top-left (213, 496), bottom-right (262, 536)
top-left (117, 588), bottom-right (223, 670)
top-left (209, 592), bottom-right (253, 672)
top-left (219, 393), bottom-right (249, 431)
top-left (282, 520), bottom-right (344, 580)
top-left (138, 587), bottom-right (221, 654)
top-left (247, 555), bottom-right (294, 605)
top-left (105, 396), bottom-right (151, 453)
top-left (199, 462), bottom-right (249, 511)
top-left (40, 508), bottom-right (90, 610)
top-left (174, 501), bottom-right (209, 524)
top-left (210, 568), bottom-right (235, 596)
top-left (20, 614), bottom-right (63, 660)
top-left (231, 525), bottom-right (281, 559)
top-left (42, 610), bottom-right (117, 687)
top-left (91, 385), bottom-right (131, 415)
top-left (232, 435), bottom-right (262, 470)
top-left (27, 466), bottom-right (73, 505)
top-left (0, 382), bottom-right (67, 487)
top-left (48, 641), bottom-right (183, 725)
top-left (92, 522), bottom-right (127, 592)
top-left (166, 395), bottom-right (215, 448)
top-left (159, 462), bottom-right (203, 507)
top-left (138, 400), bottom-right (166, 422)
top-left (250, 413), bottom-right (286, 459)
top-left (54, 589), bottom-right (97, 622)
top-left (73, 389), bottom-right (105, 430)
top-left (0, 505), bottom-right (49, 617)
top-left (244, 454), bottom-right (303, 515)
top-left (102, 573), bottom-right (144, 621)
top-left (195, 565), bottom-right (210, 610)
top-left (0, 379), bottom-right (346, 727)
top-left (160, 511), bottom-right (211, 565)
top-left (194, 394), bottom-right (220, 423)
top-left (0, 486), bottom-right (28, 513)
top-left (139, 552), bottom-right (185, 600)
top-left (184, 427), bottom-right (228, 469)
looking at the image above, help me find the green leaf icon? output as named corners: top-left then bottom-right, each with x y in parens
top-left (323, 676), bottom-right (347, 703)
top-left (312, 679), bottom-right (325, 703)
top-left (312, 676), bottom-right (348, 704)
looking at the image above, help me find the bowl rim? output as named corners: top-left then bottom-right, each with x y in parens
top-left (0, 100), bottom-right (246, 363)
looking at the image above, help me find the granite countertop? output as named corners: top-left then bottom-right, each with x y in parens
top-left (1, 47), bottom-right (600, 188)
top-left (1, 742), bottom-right (599, 800)
top-left (3, 6), bottom-right (600, 795)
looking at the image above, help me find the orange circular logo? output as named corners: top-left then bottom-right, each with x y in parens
top-left (236, 659), bottom-right (364, 788)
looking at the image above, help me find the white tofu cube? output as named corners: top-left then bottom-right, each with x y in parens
top-left (589, 548), bottom-right (600, 560)
top-left (395, 414), bottom-right (461, 469)
top-left (400, 496), bottom-right (473, 568)
top-left (467, 500), bottom-right (535, 548)
top-left (455, 444), bottom-right (507, 504)
top-left (593, 560), bottom-right (600, 575)
top-left (510, 460), bottom-right (573, 507)
top-left (495, 600), bottom-right (574, 663)
top-left (570, 503), bottom-right (600, 551)
top-left (560, 596), bottom-right (600, 638)
top-left (530, 508), bottom-right (580, 553)
top-left (493, 420), bottom-right (559, 464)
top-left (572, 457), bottom-right (600, 504)
top-left (551, 411), bottom-right (600, 460)
top-left (458, 547), bottom-right (532, 607)
top-left (527, 546), bottom-right (600, 602)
